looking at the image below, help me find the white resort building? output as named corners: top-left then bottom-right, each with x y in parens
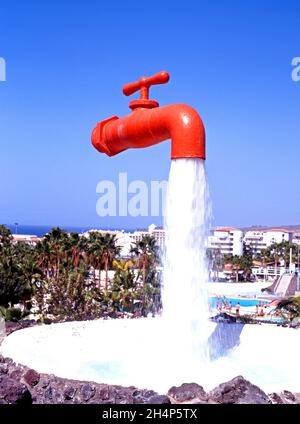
top-left (82, 224), bottom-right (165, 257)
top-left (208, 227), bottom-right (244, 256)
top-left (131, 224), bottom-right (165, 251)
top-left (243, 229), bottom-right (293, 256)
top-left (12, 234), bottom-right (41, 245)
top-left (292, 232), bottom-right (300, 245)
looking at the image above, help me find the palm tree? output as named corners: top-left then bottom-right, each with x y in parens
top-left (111, 259), bottom-right (137, 312)
top-left (112, 259), bottom-right (137, 290)
top-left (275, 296), bottom-right (300, 321)
top-left (130, 235), bottom-right (159, 287)
top-left (16, 243), bottom-right (42, 310)
top-left (0, 225), bottom-right (13, 245)
top-left (101, 233), bottom-right (119, 290)
top-left (222, 253), bottom-right (252, 282)
top-left (87, 232), bottom-right (119, 290)
top-left (68, 232), bottom-right (87, 270)
top-left (35, 238), bottom-right (52, 278)
top-left (259, 241), bottom-right (299, 268)
top-left (87, 232), bottom-right (104, 289)
top-left (44, 227), bottom-right (69, 280)
top-left (207, 248), bottom-right (222, 281)
top-left (0, 234), bottom-right (40, 312)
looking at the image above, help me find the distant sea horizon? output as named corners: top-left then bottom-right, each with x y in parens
top-left (4, 223), bottom-right (297, 238)
top-left (3, 224), bottom-right (138, 237)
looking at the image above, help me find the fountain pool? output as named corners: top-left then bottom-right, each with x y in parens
top-left (1, 318), bottom-right (299, 394)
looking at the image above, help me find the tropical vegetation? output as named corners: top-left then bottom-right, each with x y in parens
top-left (256, 241), bottom-right (299, 267)
top-left (208, 244), bottom-right (253, 281)
top-left (0, 225), bottom-right (161, 322)
top-left (275, 296), bottom-right (300, 321)
top-left (209, 240), bottom-right (300, 282)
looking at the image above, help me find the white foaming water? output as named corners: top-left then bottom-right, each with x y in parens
top-left (2, 318), bottom-right (300, 393)
top-left (162, 159), bottom-right (211, 373)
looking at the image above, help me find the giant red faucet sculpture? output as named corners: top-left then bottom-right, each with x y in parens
top-left (91, 71), bottom-right (205, 159)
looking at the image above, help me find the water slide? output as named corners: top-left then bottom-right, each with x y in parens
top-left (272, 273), bottom-right (297, 297)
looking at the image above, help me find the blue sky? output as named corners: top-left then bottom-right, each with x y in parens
top-left (0, 0), bottom-right (299, 230)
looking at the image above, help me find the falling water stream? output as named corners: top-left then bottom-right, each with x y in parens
top-left (162, 159), bottom-right (212, 372)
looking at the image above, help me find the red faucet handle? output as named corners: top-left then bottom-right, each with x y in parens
top-left (123, 71), bottom-right (170, 99)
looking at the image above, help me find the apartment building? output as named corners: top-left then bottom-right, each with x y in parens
top-left (208, 227), bottom-right (244, 256)
top-left (292, 232), bottom-right (300, 245)
top-left (12, 234), bottom-right (41, 245)
top-left (131, 223), bottom-right (165, 251)
top-left (244, 229), bottom-right (293, 256)
top-left (84, 224), bottom-right (165, 257)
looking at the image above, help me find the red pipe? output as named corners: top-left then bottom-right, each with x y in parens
top-left (91, 71), bottom-right (205, 160)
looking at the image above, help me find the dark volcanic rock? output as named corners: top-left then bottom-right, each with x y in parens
top-left (114, 386), bottom-right (136, 404)
top-left (80, 383), bottom-right (95, 402)
top-left (145, 394), bottom-right (171, 404)
top-left (0, 357), bottom-right (169, 404)
top-left (4, 320), bottom-right (36, 336)
top-left (9, 369), bottom-right (23, 381)
top-left (168, 383), bottom-right (208, 404)
top-left (64, 385), bottom-right (77, 400)
top-left (283, 390), bottom-right (296, 401)
top-left (209, 376), bottom-right (270, 404)
top-left (24, 369), bottom-right (40, 387)
top-left (269, 392), bottom-right (284, 404)
top-left (210, 313), bottom-right (237, 324)
top-left (0, 375), bottom-right (32, 404)
top-left (97, 384), bottom-right (111, 401)
top-left (40, 377), bottom-right (50, 388)
top-left (1, 352), bottom-right (298, 405)
top-left (44, 386), bottom-right (53, 402)
top-left (131, 388), bottom-right (170, 404)
top-left (0, 363), bottom-right (8, 375)
top-left (269, 391), bottom-right (300, 404)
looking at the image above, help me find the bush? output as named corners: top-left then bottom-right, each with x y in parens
top-left (0, 307), bottom-right (22, 321)
top-left (0, 306), bottom-right (6, 319)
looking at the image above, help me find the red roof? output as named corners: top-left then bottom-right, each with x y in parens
top-left (224, 263), bottom-right (240, 270)
top-left (13, 235), bottom-right (41, 241)
top-left (215, 227), bottom-right (240, 232)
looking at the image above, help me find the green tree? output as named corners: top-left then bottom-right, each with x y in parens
top-left (275, 296), bottom-right (300, 321)
top-left (101, 233), bottom-right (120, 290)
top-left (0, 225), bottom-right (13, 246)
top-left (207, 248), bottom-right (223, 281)
top-left (0, 227), bottom-right (40, 314)
top-left (257, 241), bottom-right (299, 266)
top-left (110, 259), bottom-right (138, 312)
top-left (222, 250), bottom-right (253, 282)
top-left (43, 227), bottom-right (69, 280)
top-left (130, 235), bottom-right (160, 287)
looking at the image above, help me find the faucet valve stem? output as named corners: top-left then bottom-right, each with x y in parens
top-left (123, 71), bottom-right (170, 110)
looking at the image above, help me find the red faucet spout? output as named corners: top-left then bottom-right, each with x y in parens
top-left (91, 103), bottom-right (205, 160)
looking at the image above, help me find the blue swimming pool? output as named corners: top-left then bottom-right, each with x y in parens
top-left (209, 297), bottom-right (270, 308)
